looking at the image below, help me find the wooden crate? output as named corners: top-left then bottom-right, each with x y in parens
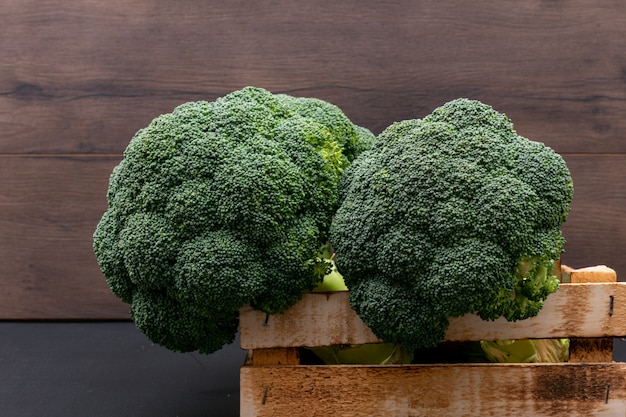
top-left (239, 266), bottom-right (626, 416)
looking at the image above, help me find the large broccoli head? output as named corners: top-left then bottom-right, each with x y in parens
top-left (93, 86), bottom-right (374, 354)
top-left (329, 98), bottom-right (573, 351)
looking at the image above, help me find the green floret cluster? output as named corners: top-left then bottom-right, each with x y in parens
top-left (329, 98), bottom-right (573, 351)
top-left (93, 86), bottom-right (374, 354)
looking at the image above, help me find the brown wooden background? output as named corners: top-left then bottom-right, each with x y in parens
top-left (1, 0), bottom-right (625, 319)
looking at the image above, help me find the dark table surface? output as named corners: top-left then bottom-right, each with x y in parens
top-left (1, 322), bottom-right (624, 417)
top-left (0, 322), bottom-right (245, 417)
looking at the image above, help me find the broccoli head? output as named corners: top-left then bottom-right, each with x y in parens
top-left (93, 86), bottom-right (374, 354)
top-left (330, 98), bottom-right (573, 351)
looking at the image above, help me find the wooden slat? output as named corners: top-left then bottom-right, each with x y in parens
top-left (570, 339), bottom-right (615, 363)
top-left (248, 348), bottom-right (300, 367)
top-left (567, 264), bottom-right (616, 362)
top-left (569, 265), bottom-right (617, 283)
top-left (240, 277), bottom-right (625, 349)
top-left (445, 282), bottom-right (623, 342)
top-left (241, 363), bottom-right (626, 417)
top-left (240, 291), bottom-right (378, 349)
top-left (560, 155), bottom-right (626, 278)
top-left (2, 0), bottom-right (626, 153)
top-left (0, 155), bottom-right (129, 319)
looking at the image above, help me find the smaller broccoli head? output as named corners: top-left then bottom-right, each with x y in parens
top-left (93, 87), bottom-right (374, 354)
top-left (330, 98), bottom-right (573, 351)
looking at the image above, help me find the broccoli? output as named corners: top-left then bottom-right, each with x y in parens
top-left (93, 86), bottom-right (374, 354)
top-left (329, 98), bottom-right (573, 351)
top-left (309, 261), bottom-right (414, 365)
top-left (480, 339), bottom-right (570, 363)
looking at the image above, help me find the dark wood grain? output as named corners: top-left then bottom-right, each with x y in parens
top-left (0, 155), bottom-right (129, 319)
top-left (561, 155), bottom-right (626, 275)
top-left (2, 0), bottom-right (626, 152)
top-left (241, 363), bottom-right (626, 416)
top-left (0, 0), bottom-right (625, 318)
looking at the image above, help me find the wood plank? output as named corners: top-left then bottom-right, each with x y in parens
top-left (2, 0), bottom-right (626, 152)
top-left (560, 155), bottom-right (626, 280)
top-left (445, 282), bottom-right (623, 342)
top-left (570, 338), bottom-right (615, 363)
top-left (0, 155), bottom-right (129, 319)
top-left (569, 265), bottom-right (618, 283)
top-left (240, 363), bottom-right (626, 417)
top-left (248, 348), bottom-right (300, 367)
top-left (240, 291), bottom-right (379, 349)
top-left (567, 264), bottom-right (616, 362)
top-left (239, 280), bottom-right (626, 349)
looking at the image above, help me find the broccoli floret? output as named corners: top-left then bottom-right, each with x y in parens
top-left (329, 98), bottom-right (573, 351)
top-left (93, 86), bottom-right (374, 354)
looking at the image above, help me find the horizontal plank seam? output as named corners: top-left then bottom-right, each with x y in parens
top-left (0, 153), bottom-right (122, 157)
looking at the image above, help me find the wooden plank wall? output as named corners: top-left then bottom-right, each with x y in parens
top-left (1, 0), bottom-right (625, 319)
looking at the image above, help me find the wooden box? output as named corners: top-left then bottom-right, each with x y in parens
top-left (239, 266), bottom-right (626, 416)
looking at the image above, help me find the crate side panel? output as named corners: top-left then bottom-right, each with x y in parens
top-left (446, 282), bottom-right (626, 342)
top-left (241, 363), bottom-right (626, 417)
top-left (240, 282), bottom-right (626, 348)
top-left (240, 291), bottom-right (381, 349)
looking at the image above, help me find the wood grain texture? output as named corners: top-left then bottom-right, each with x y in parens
top-left (240, 281), bottom-right (626, 349)
top-left (1, 0), bottom-right (626, 152)
top-left (560, 155), bottom-right (626, 276)
top-left (567, 264), bottom-right (615, 363)
top-left (240, 363), bottom-right (626, 417)
top-left (0, 155), bottom-right (129, 319)
top-left (249, 348), bottom-right (301, 367)
top-left (1, 0), bottom-right (626, 319)
top-left (241, 266), bottom-right (624, 415)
